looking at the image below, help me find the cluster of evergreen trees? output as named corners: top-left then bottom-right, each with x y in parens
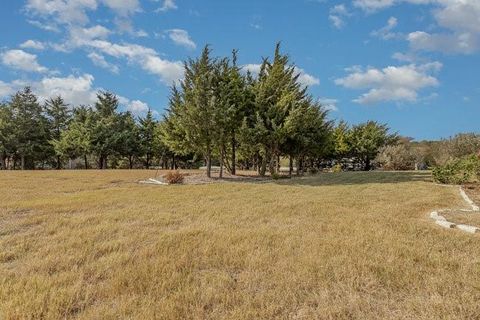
top-left (0, 44), bottom-right (397, 174)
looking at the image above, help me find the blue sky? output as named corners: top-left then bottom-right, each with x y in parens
top-left (0, 0), bottom-right (478, 140)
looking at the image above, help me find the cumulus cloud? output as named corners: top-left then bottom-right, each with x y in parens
top-left (20, 40), bottom-right (46, 50)
top-left (0, 74), bottom-right (97, 106)
top-left (407, 31), bottom-right (479, 54)
top-left (335, 62), bottom-right (442, 104)
top-left (1, 49), bottom-right (48, 73)
top-left (166, 29), bottom-right (196, 50)
top-left (371, 16), bottom-right (399, 40)
top-left (156, 0), bottom-right (177, 12)
top-left (318, 98), bottom-right (339, 111)
top-left (25, 0), bottom-right (141, 26)
top-left (352, 0), bottom-right (480, 54)
top-left (101, 0), bottom-right (140, 16)
top-left (87, 52), bottom-right (120, 74)
top-left (353, 0), bottom-right (396, 12)
top-left (242, 64), bottom-right (320, 87)
top-left (46, 24), bottom-right (183, 83)
top-left (25, 0), bottom-right (98, 25)
top-left (0, 81), bottom-right (15, 98)
top-left (0, 74), bottom-right (150, 115)
top-left (329, 4), bottom-right (351, 29)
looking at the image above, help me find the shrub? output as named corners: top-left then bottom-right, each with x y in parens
top-left (164, 171), bottom-right (185, 184)
top-left (332, 164), bottom-right (343, 173)
top-left (271, 172), bottom-right (281, 180)
top-left (308, 167), bottom-right (319, 174)
top-left (433, 155), bottom-right (480, 184)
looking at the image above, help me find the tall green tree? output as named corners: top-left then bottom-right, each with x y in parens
top-left (139, 109), bottom-right (157, 169)
top-left (0, 102), bottom-right (16, 169)
top-left (350, 121), bottom-right (398, 171)
top-left (250, 43), bottom-right (308, 175)
top-left (90, 91), bottom-right (122, 169)
top-left (283, 98), bottom-right (332, 175)
top-left (45, 96), bottom-right (71, 169)
top-left (162, 46), bottom-right (219, 177)
top-left (10, 87), bottom-right (50, 169)
top-left (119, 112), bottom-right (141, 169)
top-left (53, 106), bottom-right (93, 169)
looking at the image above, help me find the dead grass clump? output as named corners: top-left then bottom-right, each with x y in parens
top-left (164, 170), bottom-right (185, 184)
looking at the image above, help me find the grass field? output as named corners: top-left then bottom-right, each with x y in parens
top-left (1, 170), bottom-right (480, 319)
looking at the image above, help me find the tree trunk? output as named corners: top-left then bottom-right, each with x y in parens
top-left (259, 156), bottom-right (267, 176)
top-left (84, 155), bottom-right (88, 169)
top-left (219, 151), bottom-right (224, 179)
top-left (0, 153), bottom-right (6, 170)
top-left (289, 155), bottom-right (293, 177)
top-left (277, 155), bottom-right (281, 173)
top-left (56, 155), bottom-right (61, 170)
top-left (129, 155), bottom-right (133, 169)
top-left (146, 154), bottom-right (150, 169)
top-left (21, 155), bottom-right (25, 170)
top-left (365, 156), bottom-right (371, 171)
top-left (297, 156), bottom-right (303, 176)
top-left (206, 153), bottom-right (212, 178)
top-left (268, 154), bottom-right (275, 175)
top-left (231, 130), bottom-right (236, 175)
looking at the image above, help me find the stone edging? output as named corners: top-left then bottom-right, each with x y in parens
top-left (430, 186), bottom-right (480, 234)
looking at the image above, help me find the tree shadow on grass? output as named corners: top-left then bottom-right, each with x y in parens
top-left (272, 171), bottom-right (433, 187)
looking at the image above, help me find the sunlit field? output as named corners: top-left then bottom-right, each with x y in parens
top-left (1, 170), bottom-right (479, 319)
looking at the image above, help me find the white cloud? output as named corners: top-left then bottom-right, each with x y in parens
top-left (371, 16), bottom-right (399, 39)
top-left (352, 0), bottom-right (480, 54)
top-left (335, 62), bottom-right (442, 104)
top-left (20, 40), bottom-right (46, 50)
top-left (0, 74), bottom-right (149, 114)
top-left (0, 74), bottom-right (97, 106)
top-left (407, 31), bottom-right (479, 54)
top-left (0, 81), bottom-right (15, 98)
top-left (434, 0), bottom-right (480, 34)
top-left (25, 0), bottom-right (98, 25)
top-left (156, 0), bottom-right (177, 12)
top-left (242, 64), bottom-right (320, 87)
top-left (295, 67), bottom-right (320, 86)
top-left (101, 0), bottom-right (140, 16)
top-left (329, 4), bottom-right (351, 29)
top-left (25, 0), bottom-right (141, 26)
top-left (392, 51), bottom-right (418, 62)
top-left (166, 29), bottom-right (196, 50)
top-left (82, 40), bottom-right (183, 83)
top-left (353, 0), bottom-right (396, 12)
top-left (1, 49), bottom-right (48, 73)
top-left (318, 98), bottom-right (339, 111)
top-left (36, 74), bottom-right (97, 105)
top-left (87, 52), bottom-right (120, 74)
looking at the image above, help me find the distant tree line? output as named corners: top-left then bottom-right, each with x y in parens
top-left (1, 44), bottom-right (403, 174)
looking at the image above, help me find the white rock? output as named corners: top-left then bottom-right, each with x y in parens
top-left (430, 211), bottom-right (446, 221)
top-left (456, 224), bottom-right (480, 234)
top-left (435, 220), bottom-right (456, 229)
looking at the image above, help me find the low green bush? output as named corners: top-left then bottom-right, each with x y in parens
top-left (271, 172), bottom-right (281, 180)
top-left (332, 164), bottom-right (343, 173)
top-left (432, 155), bottom-right (480, 184)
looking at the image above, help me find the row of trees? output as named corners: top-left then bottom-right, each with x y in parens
top-left (0, 44), bottom-right (400, 174)
top-left (0, 88), bottom-right (167, 170)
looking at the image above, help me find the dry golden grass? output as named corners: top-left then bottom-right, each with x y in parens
top-left (1, 170), bottom-right (480, 319)
top-left (443, 211), bottom-right (480, 228)
top-left (443, 185), bottom-right (480, 228)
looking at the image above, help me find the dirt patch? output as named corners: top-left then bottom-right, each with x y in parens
top-left (147, 171), bottom-right (281, 185)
